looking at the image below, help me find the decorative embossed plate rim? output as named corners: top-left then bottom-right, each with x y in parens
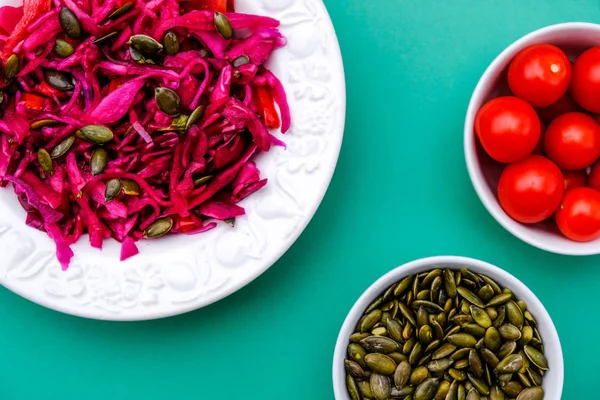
top-left (0, 0), bottom-right (346, 320)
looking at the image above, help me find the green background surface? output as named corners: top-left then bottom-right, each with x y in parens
top-left (0, 1), bottom-right (597, 399)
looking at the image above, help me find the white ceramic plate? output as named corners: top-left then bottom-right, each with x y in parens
top-left (0, 0), bottom-right (346, 320)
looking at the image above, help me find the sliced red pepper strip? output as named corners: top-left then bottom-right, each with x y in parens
top-left (187, 0), bottom-right (227, 12)
top-left (108, 78), bottom-right (123, 93)
top-left (178, 215), bottom-right (198, 233)
top-left (33, 82), bottom-right (68, 99)
top-left (20, 93), bottom-right (45, 110)
top-left (227, 0), bottom-right (235, 12)
top-left (254, 86), bottom-right (281, 129)
top-left (1, 0), bottom-right (52, 62)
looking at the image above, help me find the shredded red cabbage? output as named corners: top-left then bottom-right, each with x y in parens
top-left (0, 0), bottom-right (289, 268)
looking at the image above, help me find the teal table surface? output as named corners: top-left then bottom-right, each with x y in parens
top-left (1, 1), bottom-right (599, 399)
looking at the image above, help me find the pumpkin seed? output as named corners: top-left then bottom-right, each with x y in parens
top-left (449, 368), bottom-right (467, 381)
top-left (395, 360), bottom-right (411, 388)
top-left (523, 345), bottom-right (548, 371)
top-left (486, 293), bottom-right (512, 308)
top-left (454, 359), bottom-right (469, 369)
top-left (59, 7), bottom-right (82, 39)
top-left (49, 136), bottom-right (75, 159)
top-left (466, 388), bottom-right (480, 400)
top-left (361, 309), bottom-right (382, 332)
top-left (388, 352), bottom-right (408, 364)
top-left (431, 343), bottom-right (456, 360)
top-left (45, 70), bottom-right (74, 91)
top-left (468, 350), bottom-right (484, 378)
top-left (54, 40), bottom-right (74, 58)
top-left (463, 324), bottom-right (485, 337)
top-left (467, 373), bottom-right (489, 395)
top-left (527, 368), bottom-right (543, 386)
top-left (470, 306), bottom-right (492, 328)
top-left (478, 285), bottom-right (495, 303)
top-left (348, 343), bottom-right (368, 368)
top-left (493, 305), bottom-right (506, 328)
top-left (410, 366), bottom-right (429, 385)
top-left (31, 119), bottom-right (60, 130)
top-left (480, 348), bottom-right (499, 368)
top-left (121, 179), bottom-right (140, 196)
top-left (484, 327), bottom-right (501, 352)
top-left (427, 358), bottom-right (453, 374)
top-left (506, 301), bottom-right (524, 329)
top-left (214, 12), bottom-right (233, 39)
top-left (497, 341), bottom-right (517, 360)
top-left (434, 380), bottom-right (450, 400)
top-left (105, 179), bottom-right (122, 202)
top-left (350, 332), bottom-right (371, 343)
top-left (457, 287), bottom-right (485, 308)
top-left (450, 348), bottom-right (471, 361)
top-left (346, 374), bottom-right (360, 400)
top-left (443, 269), bottom-right (457, 298)
top-left (90, 148), bottom-right (108, 176)
top-left (80, 125), bottom-right (114, 144)
top-left (232, 55), bottom-right (250, 68)
top-left (4, 54), bottom-right (18, 81)
top-left (414, 378), bottom-right (438, 400)
top-left (447, 334), bottom-right (477, 348)
top-left (163, 30), bottom-right (180, 55)
top-left (37, 149), bottom-right (53, 174)
top-left (502, 381), bottom-right (524, 397)
top-left (358, 380), bottom-right (373, 398)
top-left (489, 385), bottom-right (505, 400)
top-left (93, 31), bottom-right (119, 46)
top-left (366, 353), bottom-right (397, 375)
top-left (496, 354), bottom-right (524, 374)
top-left (143, 217), bottom-right (173, 239)
top-left (372, 326), bottom-right (387, 336)
top-left (345, 359), bottom-right (367, 379)
top-left (129, 34), bottom-right (163, 57)
top-left (413, 300), bottom-right (444, 313)
top-left (193, 175), bottom-right (213, 187)
top-left (419, 325), bottom-right (433, 345)
top-left (155, 87), bottom-right (181, 116)
top-left (360, 336), bottom-right (400, 354)
top-left (409, 342), bottom-right (423, 365)
top-left (515, 387), bottom-right (543, 400)
top-left (498, 324), bottom-right (522, 341)
top-left (371, 373), bottom-right (392, 400)
top-left (518, 326), bottom-right (533, 347)
top-left (106, 2), bottom-right (133, 20)
top-left (186, 105), bottom-right (205, 129)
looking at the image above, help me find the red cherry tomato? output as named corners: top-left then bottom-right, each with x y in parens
top-left (498, 155), bottom-right (564, 224)
top-left (556, 187), bottom-right (600, 242)
top-left (475, 96), bottom-right (541, 163)
top-left (589, 162), bottom-right (600, 192)
top-left (544, 112), bottom-right (600, 170)
top-left (571, 46), bottom-right (600, 113)
top-left (536, 93), bottom-right (581, 123)
top-left (563, 170), bottom-right (587, 191)
top-left (508, 44), bottom-right (571, 107)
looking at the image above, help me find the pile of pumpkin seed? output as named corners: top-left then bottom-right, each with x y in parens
top-left (344, 268), bottom-right (549, 400)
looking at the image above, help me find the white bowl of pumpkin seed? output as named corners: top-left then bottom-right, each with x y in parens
top-left (332, 256), bottom-right (563, 400)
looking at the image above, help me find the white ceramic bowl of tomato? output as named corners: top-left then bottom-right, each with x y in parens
top-left (465, 23), bottom-right (600, 255)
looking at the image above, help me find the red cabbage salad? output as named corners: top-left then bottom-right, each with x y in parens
top-left (0, 0), bottom-right (290, 269)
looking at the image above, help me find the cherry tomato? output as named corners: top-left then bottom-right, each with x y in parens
top-left (498, 155), bottom-right (564, 224)
top-left (508, 44), bottom-right (571, 107)
top-left (571, 46), bottom-right (600, 113)
top-left (588, 162), bottom-right (600, 192)
top-left (536, 93), bottom-right (581, 123)
top-left (544, 112), bottom-right (600, 170)
top-left (475, 96), bottom-right (541, 163)
top-left (563, 170), bottom-right (587, 191)
top-left (556, 187), bottom-right (600, 242)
